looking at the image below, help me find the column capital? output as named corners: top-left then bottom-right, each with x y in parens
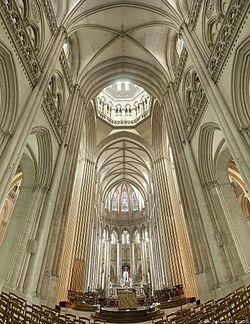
top-left (179, 21), bottom-right (188, 36)
top-left (73, 83), bottom-right (80, 92)
top-left (58, 25), bottom-right (68, 40)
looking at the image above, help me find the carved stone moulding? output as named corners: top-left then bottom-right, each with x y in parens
top-left (208, 0), bottom-right (249, 82)
top-left (41, 0), bottom-right (58, 35)
top-left (185, 91), bottom-right (208, 141)
top-left (42, 91), bottom-right (63, 144)
top-left (189, 0), bottom-right (203, 30)
top-left (60, 52), bottom-right (74, 93)
top-left (0, 0), bottom-right (41, 86)
top-left (174, 48), bottom-right (188, 91)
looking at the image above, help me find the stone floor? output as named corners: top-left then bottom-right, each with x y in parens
top-left (61, 304), bottom-right (193, 323)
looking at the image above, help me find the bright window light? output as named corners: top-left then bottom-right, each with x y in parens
top-left (125, 82), bottom-right (129, 91)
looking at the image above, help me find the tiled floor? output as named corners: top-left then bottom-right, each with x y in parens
top-left (62, 304), bottom-right (192, 323)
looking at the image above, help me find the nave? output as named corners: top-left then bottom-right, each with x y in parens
top-left (0, 0), bottom-right (249, 323)
top-left (0, 284), bottom-right (250, 323)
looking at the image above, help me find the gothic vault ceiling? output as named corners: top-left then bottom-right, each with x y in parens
top-left (96, 138), bottom-right (152, 201)
top-left (52, 0), bottom-right (190, 99)
top-left (51, 0), bottom-right (190, 211)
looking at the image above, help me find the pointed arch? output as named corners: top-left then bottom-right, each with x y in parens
top-left (0, 41), bottom-right (17, 136)
top-left (198, 122), bottom-right (221, 184)
top-left (31, 127), bottom-right (53, 189)
top-left (232, 37), bottom-right (250, 134)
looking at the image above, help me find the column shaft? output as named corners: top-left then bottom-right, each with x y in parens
top-left (0, 28), bottom-right (67, 211)
top-left (182, 23), bottom-right (250, 191)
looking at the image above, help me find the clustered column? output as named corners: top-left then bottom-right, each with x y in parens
top-left (181, 23), bottom-right (250, 192)
top-left (0, 27), bottom-right (67, 212)
top-left (130, 239), bottom-right (135, 279)
top-left (152, 157), bottom-right (184, 287)
top-left (117, 239), bottom-right (122, 282)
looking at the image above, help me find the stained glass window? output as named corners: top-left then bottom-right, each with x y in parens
top-left (112, 191), bottom-right (118, 211)
top-left (121, 187), bottom-right (128, 212)
top-left (132, 191), bottom-right (138, 210)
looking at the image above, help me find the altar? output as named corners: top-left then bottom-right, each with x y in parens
top-left (109, 279), bottom-right (145, 297)
top-left (117, 288), bottom-right (137, 310)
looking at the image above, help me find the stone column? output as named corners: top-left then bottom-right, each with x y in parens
top-left (162, 89), bottom-right (215, 298)
top-left (181, 23), bottom-right (250, 192)
top-left (36, 87), bottom-right (85, 301)
top-left (165, 154), bottom-right (198, 297)
top-left (153, 157), bottom-right (183, 287)
top-left (2, 183), bottom-right (35, 288)
top-left (0, 27), bottom-right (67, 211)
top-left (119, 239), bottom-right (123, 282)
top-left (116, 240), bottom-right (121, 282)
top-left (148, 234), bottom-right (155, 292)
top-left (143, 238), bottom-right (148, 283)
top-left (140, 238), bottom-right (146, 283)
top-left (96, 228), bottom-right (103, 289)
top-left (207, 181), bottom-right (250, 273)
top-left (93, 227), bottom-right (101, 290)
top-left (155, 220), bottom-right (168, 287)
top-left (151, 226), bottom-right (160, 290)
top-left (130, 240), bottom-right (135, 279)
top-left (15, 185), bottom-right (49, 291)
top-left (86, 225), bottom-right (96, 291)
top-left (22, 133), bottom-right (74, 296)
top-left (105, 238), bottom-right (111, 293)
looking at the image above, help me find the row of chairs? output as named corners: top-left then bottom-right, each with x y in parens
top-left (0, 291), bottom-right (105, 323)
top-left (67, 291), bottom-right (97, 306)
top-left (152, 284), bottom-right (250, 323)
top-left (154, 286), bottom-right (184, 303)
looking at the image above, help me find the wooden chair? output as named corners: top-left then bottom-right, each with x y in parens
top-left (239, 290), bottom-right (250, 308)
top-left (65, 312), bottom-right (77, 320)
top-left (176, 308), bottom-right (191, 318)
top-left (192, 304), bottom-right (202, 313)
top-left (25, 309), bottom-right (40, 319)
top-left (10, 307), bottom-right (26, 324)
top-left (235, 285), bottom-right (245, 294)
top-left (152, 313), bottom-right (164, 323)
top-left (200, 307), bottom-right (216, 323)
top-left (0, 294), bottom-right (10, 307)
top-left (79, 316), bottom-right (91, 323)
top-left (10, 299), bottom-right (25, 317)
top-left (188, 310), bottom-right (203, 323)
top-left (40, 318), bottom-right (55, 324)
top-left (204, 299), bottom-right (214, 307)
top-left (10, 293), bottom-right (27, 315)
top-left (58, 313), bottom-right (74, 323)
top-left (227, 295), bottom-right (245, 318)
top-left (0, 305), bottom-right (9, 323)
top-left (225, 292), bottom-right (235, 300)
top-left (166, 312), bottom-right (181, 323)
top-left (232, 306), bottom-right (250, 323)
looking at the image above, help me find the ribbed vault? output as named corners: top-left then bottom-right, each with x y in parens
top-left (96, 138), bottom-right (152, 203)
top-left (52, 0), bottom-right (186, 101)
